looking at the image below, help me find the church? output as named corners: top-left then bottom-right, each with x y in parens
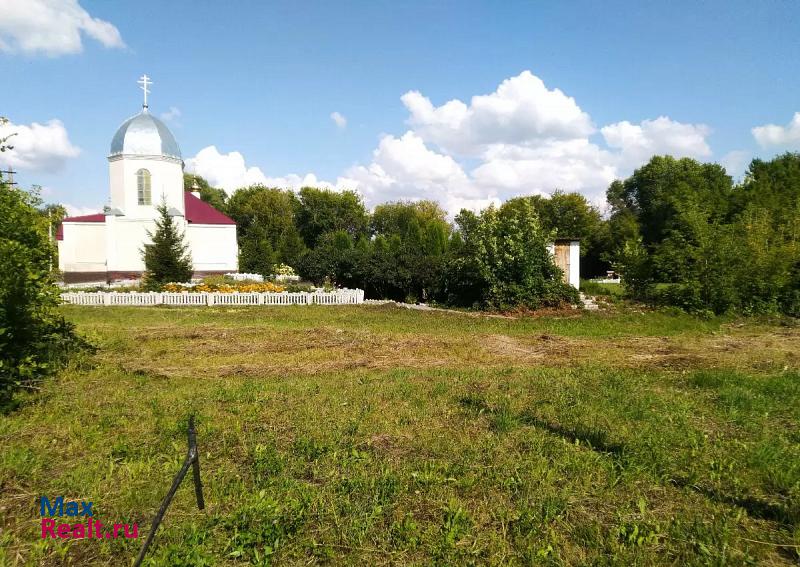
top-left (57, 77), bottom-right (238, 283)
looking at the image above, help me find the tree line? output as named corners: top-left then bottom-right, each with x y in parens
top-left (608, 154), bottom-right (799, 316)
top-left (185, 150), bottom-right (799, 315)
top-left (185, 174), bottom-right (584, 309)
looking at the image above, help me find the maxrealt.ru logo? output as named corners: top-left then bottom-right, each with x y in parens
top-left (40, 496), bottom-right (138, 540)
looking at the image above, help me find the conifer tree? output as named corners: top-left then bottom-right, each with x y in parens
top-left (141, 203), bottom-right (193, 289)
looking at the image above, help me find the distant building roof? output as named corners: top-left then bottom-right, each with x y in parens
top-left (57, 193), bottom-right (235, 240)
top-left (184, 191), bottom-right (236, 225)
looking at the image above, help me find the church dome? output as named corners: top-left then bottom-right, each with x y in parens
top-left (109, 110), bottom-right (181, 160)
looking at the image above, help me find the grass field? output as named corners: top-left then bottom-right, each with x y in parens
top-left (1, 304), bottom-right (799, 565)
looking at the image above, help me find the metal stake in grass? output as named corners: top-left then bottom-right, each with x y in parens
top-left (134, 415), bottom-right (205, 566)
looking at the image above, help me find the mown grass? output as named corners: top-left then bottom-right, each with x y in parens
top-left (1, 304), bottom-right (799, 565)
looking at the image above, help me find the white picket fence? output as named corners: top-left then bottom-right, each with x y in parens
top-left (61, 289), bottom-right (364, 307)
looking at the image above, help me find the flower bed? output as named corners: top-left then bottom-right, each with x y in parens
top-left (161, 281), bottom-right (286, 293)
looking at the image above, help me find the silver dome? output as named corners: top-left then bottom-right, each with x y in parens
top-left (109, 110), bottom-right (181, 160)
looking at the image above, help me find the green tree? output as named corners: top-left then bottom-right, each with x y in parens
top-left (732, 152), bottom-right (800, 226)
top-left (299, 229), bottom-right (357, 286)
top-left (610, 156), bottom-right (733, 248)
top-left (225, 185), bottom-right (304, 274)
top-left (141, 203), bottom-right (193, 289)
top-left (238, 226), bottom-right (276, 276)
top-left (609, 153), bottom-right (800, 315)
top-left (365, 201), bottom-right (452, 301)
top-left (0, 181), bottom-right (84, 409)
top-left (296, 187), bottom-right (368, 248)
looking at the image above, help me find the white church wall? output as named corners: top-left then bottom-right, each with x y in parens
top-left (106, 217), bottom-right (159, 272)
top-left (187, 224), bottom-right (238, 272)
top-left (58, 223), bottom-right (107, 273)
top-left (109, 156), bottom-right (184, 218)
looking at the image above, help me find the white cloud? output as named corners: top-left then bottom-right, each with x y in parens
top-left (0, 118), bottom-right (81, 172)
top-left (185, 145), bottom-right (351, 194)
top-left (718, 150), bottom-right (751, 180)
top-left (160, 106), bottom-right (181, 124)
top-left (601, 116), bottom-right (712, 169)
top-left (0, 0), bottom-right (125, 56)
top-left (348, 76), bottom-right (713, 211)
top-left (752, 112), bottom-right (800, 148)
top-left (472, 139), bottom-right (617, 201)
top-left (403, 70), bottom-right (594, 156)
top-left (185, 146), bottom-right (269, 191)
top-left (343, 132), bottom-right (496, 212)
top-left (330, 112), bottom-right (347, 129)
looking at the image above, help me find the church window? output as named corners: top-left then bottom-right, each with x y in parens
top-left (137, 169), bottom-right (152, 205)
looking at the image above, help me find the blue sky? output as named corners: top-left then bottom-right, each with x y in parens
top-left (2, 0), bottom-right (799, 214)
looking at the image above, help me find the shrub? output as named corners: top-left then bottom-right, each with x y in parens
top-left (0, 185), bottom-right (87, 409)
top-left (445, 200), bottom-right (579, 310)
top-left (285, 282), bottom-right (316, 293)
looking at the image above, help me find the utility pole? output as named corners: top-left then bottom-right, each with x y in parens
top-left (2, 168), bottom-right (17, 187)
top-left (48, 210), bottom-right (53, 272)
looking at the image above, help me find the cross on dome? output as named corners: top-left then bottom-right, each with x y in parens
top-left (137, 74), bottom-right (152, 110)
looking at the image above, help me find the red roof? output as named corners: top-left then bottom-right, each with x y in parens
top-left (184, 191), bottom-right (236, 225)
top-left (57, 193), bottom-right (234, 240)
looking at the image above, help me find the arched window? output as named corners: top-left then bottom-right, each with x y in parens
top-left (137, 169), bottom-right (152, 205)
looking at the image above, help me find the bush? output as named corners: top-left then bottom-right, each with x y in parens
top-left (285, 282), bottom-right (316, 293)
top-left (445, 200), bottom-right (579, 310)
top-left (0, 186), bottom-right (87, 409)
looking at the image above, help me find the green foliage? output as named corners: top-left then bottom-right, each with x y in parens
top-left (299, 200), bottom-right (451, 302)
top-left (238, 226), bottom-right (277, 276)
top-left (580, 279), bottom-right (623, 298)
top-left (0, 182), bottom-right (84, 409)
top-left (284, 282), bottom-right (316, 293)
top-left (0, 116), bottom-right (16, 153)
top-left (141, 203), bottom-right (193, 289)
top-left (610, 154), bottom-right (800, 315)
top-left (225, 185), bottom-right (306, 275)
top-left (733, 152), bottom-right (800, 227)
top-left (299, 229), bottom-right (356, 286)
top-left (446, 199), bottom-right (579, 310)
top-left (523, 191), bottom-right (612, 277)
top-left (295, 187), bottom-right (368, 248)
top-left (610, 156), bottom-right (733, 247)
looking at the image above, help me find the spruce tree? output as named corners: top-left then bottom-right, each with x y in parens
top-left (141, 203), bottom-right (193, 289)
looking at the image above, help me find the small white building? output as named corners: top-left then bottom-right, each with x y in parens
top-left (548, 239), bottom-right (580, 289)
top-left (58, 79), bottom-right (238, 283)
